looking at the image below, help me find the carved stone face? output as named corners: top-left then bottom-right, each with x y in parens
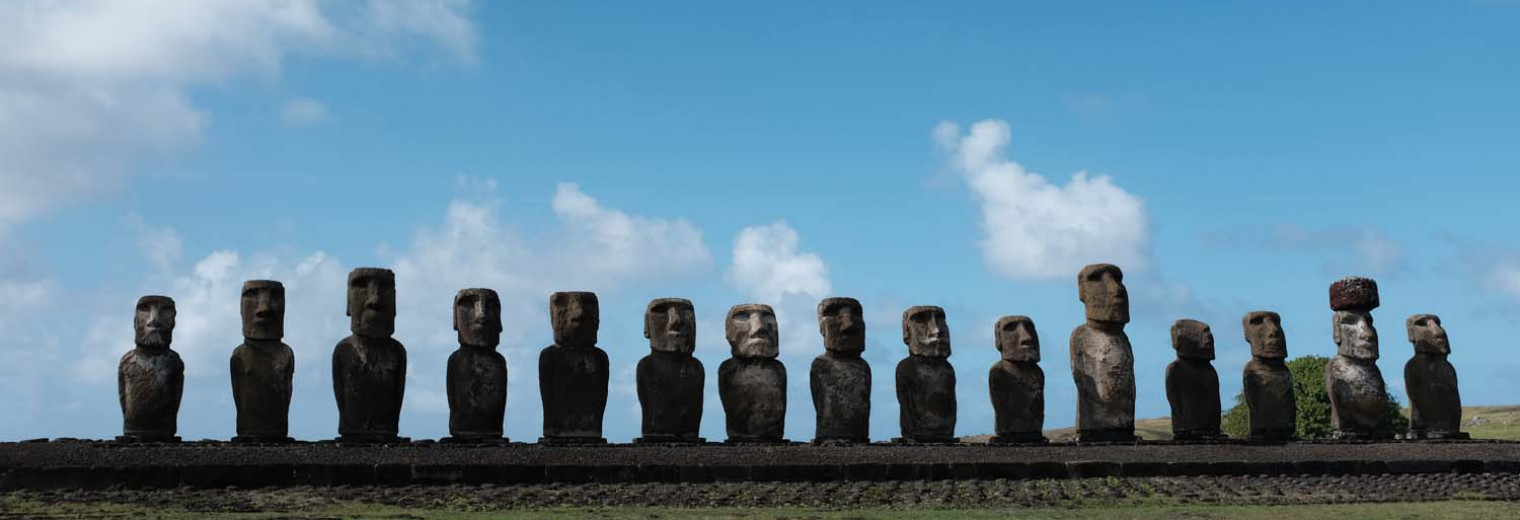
top-left (818, 297), bottom-right (865, 354)
top-left (346, 268), bottom-right (396, 338)
top-left (1407, 314), bottom-right (1449, 355)
top-left (902, 305), bottom-right (950, 358)
top-left (134, 295), bottom-right (176, 349)
top-left (726, 304), bottom-right (778, 359)
top-left (995, 315), bottom-right (1039, 363)
top-left (1171, 319), bottom-right (1215, 361)
top-left (1242, 311), bottom-right (1286, 359)
top-left (645, 298), bottom-right (696, 354)
top-left (1333, 310), bottom-right (1379, 360)
top-left (240, 280), bottom-right (285, 340)
top-left (454, 288), bottom-right (502, 348)
top-left (1078, 263), bottom-right (1129, 324)
top-left (550, 291), bottom-right (599, 347)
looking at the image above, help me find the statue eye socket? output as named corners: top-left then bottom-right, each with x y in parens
top-left (733, 311), bottom-right (749, 321)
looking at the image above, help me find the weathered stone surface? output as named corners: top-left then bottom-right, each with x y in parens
top-left (719, 304), bottom-right (786, 443)
top-left (332, 268), bottom-right (406, 443)
top-left (1405, 314), bottom-right (1466, 440)
top-left (1330, 276), bottom-right (1380, 312)
top-left (1327, 277), bottom-right (1391, 440)
top-left (230, 281), bottom-right (293, 443)
top-left (539, 291), bottom-right (608, 444)
top-left (119, 295), bottom-right (184, 442)
top-left (1166, 319), bottom-right (1223, 440)
top-left (812, 297), bottom-right (871, 443)
top-left (636, 298), bottom-right (704, 443)
top-left (989, 315), bottom-right (1045, 443)
top-left (896, 305), bottom-right (955, 443)
top-left (1069, 264), bottom-right (1136, 443)
top-left (1241, 310), bottom-right (1295, 441)
top-left (446, 288), bottom-right (507, 442)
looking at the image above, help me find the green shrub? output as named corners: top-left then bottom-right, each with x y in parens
top-left (1220, 355), bottom-right (1407, 439)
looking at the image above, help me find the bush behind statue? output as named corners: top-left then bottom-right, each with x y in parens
top-left (1221, 355), bottom-right (1408, 439)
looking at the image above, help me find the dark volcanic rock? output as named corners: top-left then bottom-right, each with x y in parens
top-left (812, 297), bottom-right (870, 443)
top-left (538, 291), bottom-right (608, 443)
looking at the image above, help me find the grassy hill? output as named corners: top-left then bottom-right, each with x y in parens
top-left (963, 405), bottom-right (1520, 442)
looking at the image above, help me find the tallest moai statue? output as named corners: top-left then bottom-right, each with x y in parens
top-left (1069, 263), bottom-right (1137, 443)
top-left (539, 291), bottom-right (609, 444)
top-left (1326, 276), bottom-right (1392, 440)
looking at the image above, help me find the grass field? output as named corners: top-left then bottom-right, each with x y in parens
top-left (6, 500), bottom-right (1520, 519)
top-left (1006, 405), bottom-right (1520, 442)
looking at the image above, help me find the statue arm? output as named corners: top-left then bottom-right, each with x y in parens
top-left (395, 343), bottom-right (407, 407)
top-left (446, 352), bottom-right (459, 413)
top-left (332, 343), bottom-right (346, 416)
top-left (169, 354), bottom-right (184, 417)
top-left (117, 353), bottom-right (128, 415)
top-left (230, 351), bottom-right (242, 406)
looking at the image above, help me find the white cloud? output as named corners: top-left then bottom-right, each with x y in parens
top-left (550, 182), bottom-right (713, 285)
top-left (280, 97), bottom-right (333, 126)
top-left (128, 213), bottom-right (184, 270)
top-left (935, 119), bottom-right (1151, 281)
top-left (1268, 224), bottom-right (1407, 276)
top-left (0, 0), bottom-right (476, 223)
top-left (730, 221), bottom-right (831, 303)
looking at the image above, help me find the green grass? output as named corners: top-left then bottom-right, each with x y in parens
top-left (6, 500), bottom-right (1520, 519)
top-left (975, 405), bottom-right (1520, 442)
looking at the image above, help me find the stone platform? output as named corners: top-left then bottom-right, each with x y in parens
top-left (3, 439), bottom-right (1519, 489)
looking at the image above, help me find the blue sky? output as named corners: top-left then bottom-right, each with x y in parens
top-left (2, 1), bottom-right (1519, 442)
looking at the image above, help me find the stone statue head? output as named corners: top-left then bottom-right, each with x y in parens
top-left (240, 280), bottom-right (285, 341)
top-left (134, 295), bottom-right (176, 349)
top-left (346, 268), bottom-right (396, 338)
top-left (550, 291), bottom-right (599, 347)
top-left (726, 303), bottom-right (778, 359)
top-left (645, 298), bottom-right (696, 354)
top-left (818, 297), bottom-right (865, 354)
top-left (1078, 263), bottom-right (1129, 324)
top-left (1242, 310), bottom-right (1286, 360)
top-left (994, 315), bottom-right (1039, 363)
top-left (454, 288), bottom-right (502, 349)
top-left (1171, 319), bottom-right (1215, 361)
top-left (1332, 310), bottom-right (1379, 361)
top-left (1406, 314), bottom-right (1449, 355)
top-left (902, 305), bottom-right (950, 358)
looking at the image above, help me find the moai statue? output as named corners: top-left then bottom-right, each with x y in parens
top-left (332, 268), bottom-right (407, 443)
top-left (1326, 276), bottom-right (1392, 440)
top-left (895, 306), bottom-right (956, 443)
top-left (445, 288), bottom-right (507, 443)
top-left (1069, 263), bottom-right (1137, 442)
top-left (1405, 314), bottom-right (1467, 439)
top-left (1166, 319), bottom-right (1224, 441)
top-left (1242, 311), bottom-right (1296, 441)
top-left (230, 280), bottom-right (294, 443)
top-left (635, 298), bottom-right (705, 443)
top-left (719, 304), bottom-right (787, 443)
top-left (811, 297), bottom-right (871, 444)
top-left (988, 316), bottom-right (1045, 444)
top-left (538, 291), bottom-right (609, 444)
top-left (118, 295), bottom-right (184, 442)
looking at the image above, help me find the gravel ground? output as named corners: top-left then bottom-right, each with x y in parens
top-left (5, 473), bottom-right (1520, 511)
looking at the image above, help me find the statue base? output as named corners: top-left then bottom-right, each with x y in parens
top-left (1248, 429), bottom-right (1297, 442)
top-left (441, 436), bottom-right (511, 445)
top-left (891, 437), bottom-right (958, 445)
top-left (722, 437), bottom-right (790, 445)
top-left (115, 435), bottom-right (180, 443)
top-left (538, 436), bottom-right (607, 445)
top-left (811, 437), bottom-right (869, 446)
top-left (1331, 430), bottom-right (1394, 441)
top-left (1408, 431), bottom-right (1471, 440)
top-left (634, 436), bottom-right (706, 445)
top-left (1076, 430), bottom-right (1139, 444)
top-left (989, 433), bottom-right (1048, 445)
top-left (231, 435), bottom-right (295, 444)
top-left (1171, 430), bottom-right (1227, 442)
top-left (335, 435), bottom-right (409, 444)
